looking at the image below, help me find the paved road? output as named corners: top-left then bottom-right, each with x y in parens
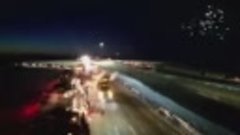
top-left (14, 61), bottom-right (197, 135)
top-left (89, 82), bottom-right (191, 135)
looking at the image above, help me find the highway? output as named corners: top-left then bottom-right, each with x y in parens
top-left (89, 82), bottom-right (191, 135)
top-left (15, 60), bottom-right (198, 135)
top-left (7, 59), bottom-right (237, 135)
top-left (101, 60), bottom-right (239, 135)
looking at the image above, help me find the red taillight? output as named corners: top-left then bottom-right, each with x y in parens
top-left (20, 103), bottom-right (40, 119)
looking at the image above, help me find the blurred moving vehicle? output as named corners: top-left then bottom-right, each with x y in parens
top-left (97, 73), bottom-right (114, 102)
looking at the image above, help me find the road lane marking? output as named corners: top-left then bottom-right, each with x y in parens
top-left (128, 125), bottom-right (137, 135)
top-left (118, 118), bottom-right (137, 135)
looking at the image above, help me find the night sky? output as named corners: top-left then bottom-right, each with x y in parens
top-left (0, 0), bottom-right (240, 72)
top-left (0, 0), bottom-right (148, 56)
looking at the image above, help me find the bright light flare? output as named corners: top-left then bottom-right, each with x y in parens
top-left (95, 59), bottom-right (115, 67)
top-left (110, 72), bottom-right (118, 81)
top-left (81, 55), bottom-right (91, 66)
top-left (98, 91), bottom-right (105, 103)
top-left (107, 90), bottom-right (114, 100)
top-left (71, 116), bottom-right (78, 123)
top-left (67, 132), bottom-right (73, 135)
top-left (79, 55), bottom-right (94, 73)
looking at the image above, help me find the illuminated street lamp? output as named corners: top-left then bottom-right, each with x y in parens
top-left (99, 42), bottom-right (105, 49)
